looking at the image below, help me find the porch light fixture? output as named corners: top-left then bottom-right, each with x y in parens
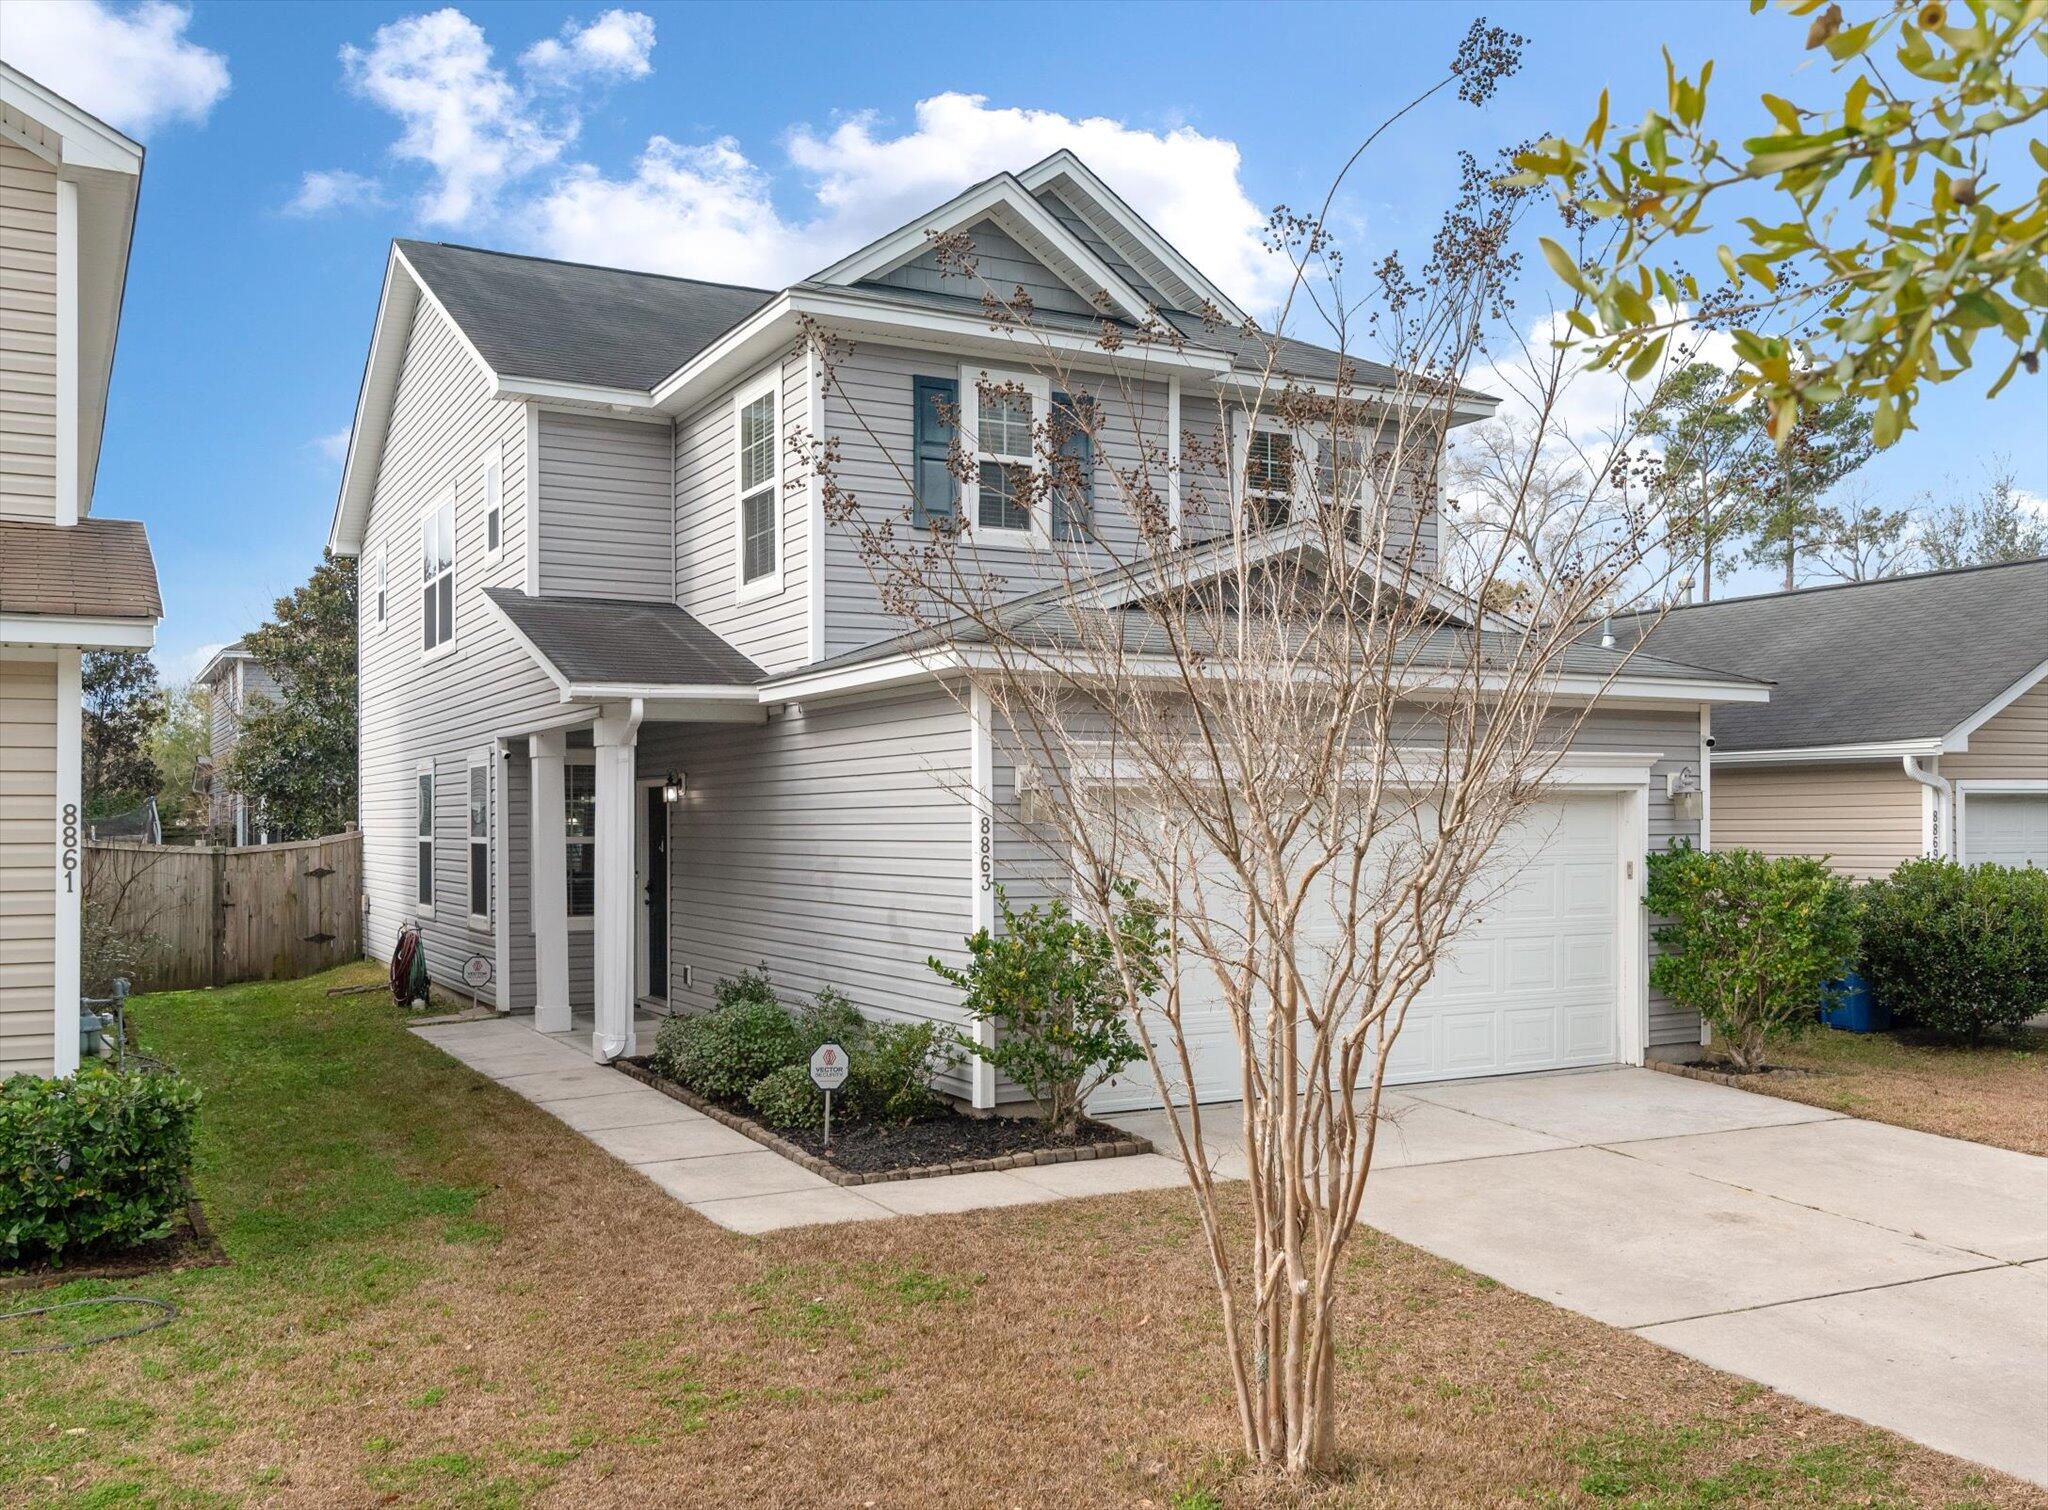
top-left (662, 770), bottom-right (686, 804)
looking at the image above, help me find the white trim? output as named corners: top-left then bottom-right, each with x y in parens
top-left (1698, 706), bottom-right (1713, 852)
top-left (1166, 372), bottom-right (1183, 545)
top-left (1945, 654), bottom-right (2048, 751)
top-left (1953, 779), bottom-right (2048, 866)
top-left (55, 178), bottom-right (79, 525)
top-left (563, 749), bottom-right (596, 926)
top-left (530, 732), bottom-right (571, 1031)
top-left (53, 650), bottom-right (81, 1076)
top-left (0, 111), bottom-right (58, 165)
top-left (414, 758), bottom-right (436, 918)
top-left (591, 700), bottom-right (643, 1061)
top-left (1902, 753), bottom-right (1951, 858)
top-left (482, 443), bottom-right (504, 563)
top-left (0, 64), bottom-right (144, 173)
top-left (959, 364), bottom-right (1052, 547)
top-left (492, 738), bottom-right (512, 1011)
top-left (0, 615), bottom-right (155, 649)
top-left (1617, 785), bottom-right (1651, 1068)
top-left (966, 686), bottom-right (998, 1109)
top-left (523, 404), bottom-right (543, 596)
top-left (420, 486), bottom-right (457, 660)
top-left (805, 345), bottom-right (826, 662)
top-left (466, 749), bottom-right (492, 930)
top-left (732, 370), bottom-right (785, 601)
top-left (1710, 738), bottom-right (1942, 766)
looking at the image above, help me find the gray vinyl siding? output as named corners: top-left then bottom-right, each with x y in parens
top-left (673, 347), bottom-right (811, 674)
top-left (639, 686), bottom-right (978, 1095)
top-left (536, 410), bottom-right (673, 602)
top-left (1033, 187), bottom-right (1169, 307)
top-left (865, 218), bottom-right (1101, 318)
top-left (356, 302), bottom-right (559, 1009)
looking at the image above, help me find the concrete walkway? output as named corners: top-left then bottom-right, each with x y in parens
top-left (415, 1018), bottom-right (2047, 1486)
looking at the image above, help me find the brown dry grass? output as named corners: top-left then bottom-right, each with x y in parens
top-left (4, 967), bottom-right (2037, 1509)
top-left (1731, 1024), bottom-right (2048, 1156)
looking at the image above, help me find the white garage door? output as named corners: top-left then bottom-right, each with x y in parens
top-left (1092, 793), bottom-right (1622, 1111)
top-left (1965, 795), bottom-right (2048, 869)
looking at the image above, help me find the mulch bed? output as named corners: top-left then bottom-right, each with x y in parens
top-left (0, 1197), bottom-right (227, 1293)
top-left (613, 1057), bottom-right (1152, 1186)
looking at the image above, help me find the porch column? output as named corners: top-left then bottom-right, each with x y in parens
top-left (591, 702), bottom-right (643, 1062)
top-left (529, 731), bottom-right (570, 1033)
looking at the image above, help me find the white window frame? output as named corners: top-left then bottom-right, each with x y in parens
top-left (466, 750), bottom-right (491, 929)
top-left (564, 751), bottom-right (595, 933)
top-left (732, 375), bottom-right (783, 602)
top-left (482, 445), bottom-right (503, 563)
top-left (960, 364), bottom-right (1052, 547)
top-left (371, 544), bottom-right (387, 630)
top-left (421, 486), bottom-right (457, 660)
top-left (414, 759), bottom-right (436, 918)
top-left (1311, 425), bottom-right (1378, 542)
top-left (1232, 409), bottom-right (1306, 533)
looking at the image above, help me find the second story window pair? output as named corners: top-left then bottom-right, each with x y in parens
top-left (422, 491), bottom-right (455, 655)
top-left (735, 379), bottom-right (780, 597)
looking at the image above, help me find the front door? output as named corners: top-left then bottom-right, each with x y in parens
top-left (643, 785), bottom-right (669, 1001)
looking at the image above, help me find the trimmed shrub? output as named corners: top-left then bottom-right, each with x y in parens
top-left (748, 1063), bottom-right (825, 1130)
top-left (1, 1065), bottom-right (201, 1265)
top-left (654, 979), bottom-right (803, 1103)
top-left (1645, 843), bottom-right (1860, 1072)
top-left (1859, 858), bottom-right (2048, 1040)
top-left (846, 1019), bottom-right (952, 1124)
top-left (713, 966), bottom-right (778, 1012)
top-left (930, 883), bottom-right (1164, 1131)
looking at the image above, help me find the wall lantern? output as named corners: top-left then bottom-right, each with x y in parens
top-left (662, 770), bottom-right (687, 804)
top-left (1665, 766), bottom-right (1704, 823)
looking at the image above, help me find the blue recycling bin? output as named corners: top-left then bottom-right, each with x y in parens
top-left (1821, 970), bottom-right (1888, 1033)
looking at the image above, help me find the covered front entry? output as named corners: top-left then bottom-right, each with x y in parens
top-left (1091, 787), bottom-right (1642, 1112)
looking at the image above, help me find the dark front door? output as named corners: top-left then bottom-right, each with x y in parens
top-left (644, 785), bottom-right (669, 1000)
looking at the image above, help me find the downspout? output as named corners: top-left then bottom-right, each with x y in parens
top-left (1902, 754), bottom-right (1949, 859)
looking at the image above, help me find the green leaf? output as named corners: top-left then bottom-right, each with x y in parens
top-left (1538, 237), bottom-right (1591, 295)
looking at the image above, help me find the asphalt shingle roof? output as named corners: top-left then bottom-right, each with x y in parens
top-left (398, 241), bottom-right (775, 392)
top-left (486, 588), bottom-right (764, 688)
top-left (0, 518), bottom-right (161, 620)
top-left (1611, 558), bottom-right (2048, 752)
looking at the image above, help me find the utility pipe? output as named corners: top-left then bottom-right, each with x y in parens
top-left (1902, 754), bottom-right (1950, 859)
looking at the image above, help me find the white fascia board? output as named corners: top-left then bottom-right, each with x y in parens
top-left (329, 251), bottom-right (421, 556)
top-left (1068, 743), bottom-right (1661, 791)
top-left (1711, 738), bottom-right (1943, 766)
top-left (1018, 151), bottom-right (1249, 326)
top-left (479, 591), bottom-right (574, 698)
top-left (563, 683), bottom-right (760, 703)
top-left (809, 172), bottom-right (1155, 325)
top-left (1, 615), bottom-right (156, 650)
top-left (1943, 653), bottom-right (2048, 752)
top-left (0, 64), bottom-right (142, 175)
top-left (1215, 367), bottom-right (1500, 427)
top-left (497, 375), bottom-right (659, 411)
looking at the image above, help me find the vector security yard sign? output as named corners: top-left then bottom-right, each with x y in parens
top-left (809, 1043), bottom-right (850, 1090)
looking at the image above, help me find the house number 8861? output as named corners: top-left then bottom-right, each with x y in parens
top-left (60, 802), bottom-right (79, 894)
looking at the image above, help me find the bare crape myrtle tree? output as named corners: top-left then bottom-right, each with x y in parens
top-left (796, 25), bottom-right (1707, 1478)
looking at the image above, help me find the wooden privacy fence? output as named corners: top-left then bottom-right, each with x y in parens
top-left (85, 831), bottom-right (363, 991)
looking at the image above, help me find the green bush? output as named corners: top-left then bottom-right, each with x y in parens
top-left (783, 987), bottom-right (953, 1126)
top-left (1645, 843), bottom-right (1860, 1071)
top-left (713, 966), bottom-right (778, 1012)
top-left (929, 883), bottom-right (1164, 1131)
top-left (1, 1065), bottom-right (201, 1265)
top-left (747, 1062), bottom-right (825, 1129)
top-left (1859, 858), bottom-right (2048, 1040)
top-left (652, 976), bottom-right (802, 1103)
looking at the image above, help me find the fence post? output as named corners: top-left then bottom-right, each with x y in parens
top-left (210, 845), bottom-right (226, 988)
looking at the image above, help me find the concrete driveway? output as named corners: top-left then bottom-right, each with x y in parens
top-left (1226, 1067), bottom-right (2046, 1487)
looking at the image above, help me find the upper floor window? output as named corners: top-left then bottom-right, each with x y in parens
top-left (1243, 426), bottom-right (1296, 532)
top-left (1314, 433), bottom-right (1371, 543)
top-left (962, 367), bottom-right (1051, 544)
top-left (421, 491), bottom-right (455, 656)
top-left (415, 761), bottom-right (435, 914)
top-left (483, 449), bottom-right (503, 561)
top-left (734, 379), bottom-right (780, 598)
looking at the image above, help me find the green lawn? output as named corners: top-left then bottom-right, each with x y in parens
top-left (0, 966), bottom-right (2032, 1507)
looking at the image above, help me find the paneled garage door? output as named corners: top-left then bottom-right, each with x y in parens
top-left (1964, 794), bottom-right (2048, 869)
top-left (1092, 793), bottom-right (1623, 1111)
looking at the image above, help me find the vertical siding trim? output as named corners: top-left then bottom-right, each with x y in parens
top-left (1699, 707), bottom-right (1712, 852)
top-left (53, 649), bottom-right (80, 1075)
top-left (966, 685), bottom-right (996, 1108)
top-left (1166, 372), bottom-right (1182, 543)
top-left (55, 178), bottom-right (77, 524)
top-left (492, 738), bottom-right (511, 1009)
top-left (805, 346), bottom-right (825, 662)
top-left (522, 403), bottom-right (541, 597)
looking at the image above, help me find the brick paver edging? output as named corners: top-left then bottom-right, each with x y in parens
top-left (1648, 1058), bottom-right (1821, 1091)
top-left (611, 1059), bottom-right (1154, 1186)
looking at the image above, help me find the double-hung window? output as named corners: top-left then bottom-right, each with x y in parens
top-left (962, 367), bottom-right (1051, 544)
top-left (421, 490), bottom-right (455, 655)
top-left (734, 379), bottom-right (780, 598)
top-left (483, 448), bottom-right (503, 561)
top-left (1242, 424), bottom-right (1296, 532)
top-left (415, 761), bottom-right (435, 914)
top-left (1314, 432), bottom-right (1371, 543)
top-left (466, 753), bottom-right (490, 927)
top-left (564, 758), bottom-right (596, 921)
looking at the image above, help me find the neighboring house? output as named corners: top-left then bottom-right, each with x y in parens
top-left (0, 63), bottom-right (162, 1078)
top-left (194, 639), bottom-right (284, 844)
top-left (329, 150), bottom-right (1767, 1106)
top-left (88, 795), bottom-right (162, 845)
top-left (1615, 558), bottom-right (2048, 879)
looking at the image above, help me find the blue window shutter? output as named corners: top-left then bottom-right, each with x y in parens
top-left (912, 376), bottom-right (959, 527)
top-left (1051, 390), bottom-right (1093, 542)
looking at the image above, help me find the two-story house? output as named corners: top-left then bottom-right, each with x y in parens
top-left (0, 62), bottom-right (162, 1078)
top-left (194, 639), bottom-right (284, 844)
top-left (329, 151), bottom-right (1765, 1108)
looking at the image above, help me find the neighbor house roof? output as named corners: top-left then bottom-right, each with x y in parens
top-left (1611, 557), bottom-right (2048, 755)
top-left (397, 241), bottom-right (776, 393)
top-left (484, 588), bottom-right (764, 692)
top-left (0, 518), bottom-right (162, 620)
top-left (195, 640), bottom-right (253, 685)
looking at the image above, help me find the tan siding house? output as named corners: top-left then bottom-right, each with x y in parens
top-left (0, 64), bottom-right (161, 1078)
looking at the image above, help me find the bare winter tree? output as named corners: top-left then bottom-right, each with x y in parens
top-left (795, 25), bottom-right (1710, 1477)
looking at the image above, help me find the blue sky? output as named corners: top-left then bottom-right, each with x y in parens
top-left (6, 0), bottom-right (2043, 680)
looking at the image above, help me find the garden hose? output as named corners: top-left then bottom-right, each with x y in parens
top-left (390, 924), bottom-right (429, 1007)
top-left (1, 1295), bottom-right (178, 1355)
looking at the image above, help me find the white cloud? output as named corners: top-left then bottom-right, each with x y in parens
top-left (0, 0), bottom-right (229, 135)
top-left (285, 170), bottom-right (386, 217)
top-left (165, 640), bottom-right (225, 683)
top-left (340, 7), bottom-right (577, 226)
top-left (310, 428), bottom-right (352, 463)
top-left (520, 9), bottom-right (654, 84)
top-left (2015, 487), bottom-right (2048, 519)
